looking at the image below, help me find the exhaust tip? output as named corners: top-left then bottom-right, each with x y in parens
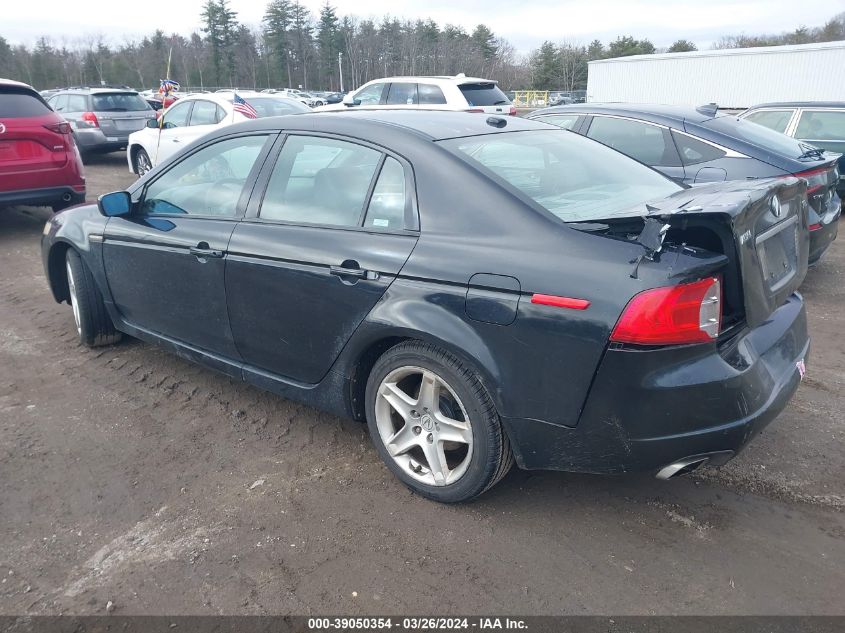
top-left (61, 193), bottom-right (73, 202)
top-left (656, 456), bottom-right (710, 480)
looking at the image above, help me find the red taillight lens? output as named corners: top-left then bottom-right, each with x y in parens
top-left (610, 277), bottom-right (722, 346)
top-left (508, 105), bottom-right (517, 116)
top-left (79, 112), bottom-right (99, 128)
top-left (809, 223), bottom-right (822, 231)
top-left (793, 166), bottom-right (831, 195)
top-left (44, 121), bottom-right (71, 135)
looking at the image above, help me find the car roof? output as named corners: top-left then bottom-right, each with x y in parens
top-left (529, 103), bottom-right (718, 125)
top-left (363, 74), bottom-right (498, 86)
top-left (231, 110), bottom-right (550, 142)
top-left (0, 78), bottom-right (37, 91)
top-left (747, 102), bottom-right (845, 109)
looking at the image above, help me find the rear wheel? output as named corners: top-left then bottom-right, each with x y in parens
top-left (135, 148), bottom-right (152, 176)
top-left (365, 341), bottom-right (513, 503)
top-left (65, 249), bottom-right (122, 347)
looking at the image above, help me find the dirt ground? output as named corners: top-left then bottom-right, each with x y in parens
top-left (0, 153), bottom-right (843, 616)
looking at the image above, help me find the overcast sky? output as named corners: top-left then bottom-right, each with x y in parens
top-left (3, 0), bottom-right (841, 53)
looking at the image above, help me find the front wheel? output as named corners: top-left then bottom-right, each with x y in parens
top-left (365, 341), bottom-right (513, 503)
top-left (65, 249), bottom-right (122, 347)
top-left (135, 148), bottom-right (152, 176)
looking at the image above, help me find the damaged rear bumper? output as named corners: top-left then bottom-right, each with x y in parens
top-left (502, 293), bottom-right (809, 474)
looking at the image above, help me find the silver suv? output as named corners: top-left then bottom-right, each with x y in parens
top-left (46, 87), bottom-right (155, 161)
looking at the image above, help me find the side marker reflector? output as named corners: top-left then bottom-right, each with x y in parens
top-left (531, 294), bottom-right (591, 310)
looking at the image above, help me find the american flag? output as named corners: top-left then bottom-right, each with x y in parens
top-left (233, 93), bottom-right (258, 119)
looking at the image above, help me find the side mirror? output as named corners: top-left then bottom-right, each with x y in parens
top-left (146, 117), bottom-right (160, 129)
top-left (342, 94), bottom-right (360, 107)
top-left (98, 191), bottom-right (132, 217)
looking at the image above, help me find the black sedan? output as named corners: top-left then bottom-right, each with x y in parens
top-left (526, 103), bottom-right (841, 265)
top-left (42, 112), bottom-right (810, 502)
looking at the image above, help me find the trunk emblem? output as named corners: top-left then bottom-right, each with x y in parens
top-left (797, 359), bottom-right (806, 380)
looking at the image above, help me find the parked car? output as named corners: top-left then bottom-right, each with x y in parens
top-left (527, 103), bottom-right (841, 264)
top-left (316, 74), bottom-right (516, 115)
top-left (43, 111), bottom-right (809, 502)
top-left (0, 78), bottom-right (85, 211)
top-left (126, 91), bottom-right (309, 175)
top-left (45, 87), bottom-right (156, 162)
top-left (322, 91), bottom-right (345, 104)
top-left (548, 92), bottom-right (573, 106)
top-left (740, 102), bottom-right (845, 202)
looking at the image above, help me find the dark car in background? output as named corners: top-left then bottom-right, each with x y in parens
top-left (740, 102), bottom-right (845, 201)
top-left (0, 78), bottom-right (85, 211)
top-left (42, 112), bottom-right (809, 502)
top-left (45, 87), bottom-right (156, 161)
top-left (527, 103), bottom-right (841, 264)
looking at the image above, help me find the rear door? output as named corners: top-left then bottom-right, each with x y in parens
top-left (0, 86), bottom-right (70, 192)
top-left (585, 115), bottom-right (685, 182)
top-left (384, 82), bottom-right (420, 109)
top-left (226, 133), bottom-right (419, 383)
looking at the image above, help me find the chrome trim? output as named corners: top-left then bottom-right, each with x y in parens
top-left (656, 456), bottom-right (710, 480)
top-left (88, 234), bottom-right (104, 243)
top-left (755, 214), bottom-right (798, 246)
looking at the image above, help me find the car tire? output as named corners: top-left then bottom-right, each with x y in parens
top-left (365, 341), bottom-right (513, 503)
top-left (135, 148), bottom-right (153, 176)
top-left (65, 249), bottom-right (122, 347)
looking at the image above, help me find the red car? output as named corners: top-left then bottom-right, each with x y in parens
top-left (0, 79), bottom-right (85, 211)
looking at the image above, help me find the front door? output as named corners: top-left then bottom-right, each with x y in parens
top-left (103, 133), bottom-right (274, 357)
top-left (153, 100), bottom-right (193, 165)
top-left (226, 134), bottom-right (418, 383)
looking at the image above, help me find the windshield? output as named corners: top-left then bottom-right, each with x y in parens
top-left (439, 130), bottom-right (682, 222)
top-left (702, 115), bottom-right (807, 158)
top-left (92, 92), bottom-right (150, 112)
top-left (247, 97), bottom-right (310, 117)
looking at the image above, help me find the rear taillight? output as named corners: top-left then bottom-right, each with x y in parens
top-left (610, 277), bottom-right (722, 346)
top-left (79, 112), bottom-right (99, 128)
top-left (44, 121), bottom-right (71, 135)
top-left (793, 166), bottom-right (831, 195)
top-left (809, 223), bottom-right (822, 231)
top-left (508, 106), bottom-right (517, 116)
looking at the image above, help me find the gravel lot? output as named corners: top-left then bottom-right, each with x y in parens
top-left (1, 153), bottom-right (843, 615)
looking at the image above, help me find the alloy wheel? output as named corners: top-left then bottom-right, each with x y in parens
top-left (374, 366), bottom-right (474, 486)
top-left (137, 151), bottom-right (152, 176)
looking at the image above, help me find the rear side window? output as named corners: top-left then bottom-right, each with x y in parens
top-left (364, 157), bottom-right (406, 229)
top-left (672, 131), bottom-right (727, 165)
top-left (795, 111), bottom-right (845, 141)
top-left (260, 135), bottom-right (382, 227)
top-left (459, 83), bottom-right (509, 107)
top-left (534, 114), bottom-right (579, 130)
top-left (418, 84), bottom-right (447, 105)
top-left (0, 90), bottom-right (52, 118)
top-left (189, 100), bottom-right (223, 126)
top-left (386, 83), bottom-right (418, 105)
top-left (92, 92), bottom-right (150, 112)
top-left (743, 109), bottom-right (794, 134)
top-left (587, 117), bottom-right (680, 167)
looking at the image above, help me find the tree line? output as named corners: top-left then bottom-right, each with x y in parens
top-left (0, 3), bottom-right (842, 93)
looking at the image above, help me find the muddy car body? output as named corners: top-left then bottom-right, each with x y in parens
top-left (41, 112), bottom-right (810, 502)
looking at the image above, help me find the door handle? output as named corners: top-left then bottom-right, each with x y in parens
top-left (190, 244), bottom-right (224, 259)
top-left (172, 138), bottom-right (181, 143)
top-left (330, 265), bottom-right (366, 278)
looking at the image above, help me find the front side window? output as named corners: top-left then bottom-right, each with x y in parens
top-left (161, 101), bottom-right (192, 129)
top-left (587, 116), bottom-right (679, 166)
top-left (440, 130), bottom-right (681, 223)
top-left (141, 135), bottom-right (268, 217)
top-left (743, 109), bottom-right (794, 134)
top-left (354, 83), bottom-right (386, 105)
top-left (795, 110), bottom-right (845, 141)
top-left (418, 84), bottom-right (447, 105)
top-left (534, 114), bottom-right (579, 130)
top-left (672, 131), bottom-right (727, 166)
top-left (260, 135), bottom-right (382, 226)
top-left (386, 83), bottom-right (418, 105)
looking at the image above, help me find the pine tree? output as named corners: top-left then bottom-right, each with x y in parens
top-left (264, 0), bottom-right (292, 86)
top-left (317, 2), bottom-right (341, 89)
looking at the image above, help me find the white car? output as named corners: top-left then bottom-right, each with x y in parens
top-left (316, 74), bottom-right (515, 115)
top-left (127, 92), bottom-right (309, 175)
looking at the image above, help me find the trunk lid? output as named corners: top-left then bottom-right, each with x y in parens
top-left (634, 178), bottom-right (809, 329)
